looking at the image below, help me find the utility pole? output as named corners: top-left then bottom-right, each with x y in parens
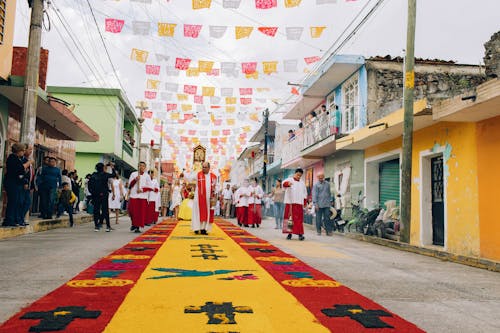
top-left (20, 0), bottom-right (44, 145)
top-left (135, 101), bottom-right (148, 169)
top-left (262, 108), bottom-right (269, 193)
top-left (158, 120), bottom-right (163, 183)
top-left (400, 0), bottom-right (416, 244)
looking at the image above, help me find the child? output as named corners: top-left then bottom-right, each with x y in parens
top-left (57, 182), bottom-right (76, 227)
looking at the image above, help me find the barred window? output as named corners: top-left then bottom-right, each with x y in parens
top-left (0, 0), bottom-right (6, 45)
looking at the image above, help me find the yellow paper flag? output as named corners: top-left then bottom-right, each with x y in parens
top-left (249, 113), bottom-right (259, 121)
top-left (246, 71), bottom-right (259, 79)
top-left (225, 97), bottom-right (237, 105)
top-left (158, 23), bottom-right (176, 37)
top-left (263, 61), bottom-right (278, 75)
top-left (226, 106), bottom-right (236, 113)
top-left (202, 86), bottom-right (215, 97)
top-left (235, 26), bottom-right (254, 39)
top-left (130, 48), bottom-right (149, 63)
top-left (285, 0), bottom-right (302, 8)
top-left (186, 68), bottom-right (200, 77)
top-left (177, 94), bottom-right (188, 101)
top-left (256, 87), bottom-right (271, 92)
top-left (310, 26), bottom-right (327, 38)
top-left (147, 79), bottom-right (160, 90)
top-left (198, 60), bottom-right (214, 73)
top-left (192, 119), bottom-right (200, 125)
top-left (192, 0), bottom-right (211, 10)
top-left (171, 112), bottom-right (180, 120)
top-left (181, 104), bottom-right (193, 112)
top-left (227, 118), bottom-right (235, 125)
top-left (212, 130), bottom-right (220, 136)
top-left (243, 126), bottom-right (251, 132)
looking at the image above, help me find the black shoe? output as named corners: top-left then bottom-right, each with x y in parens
top-left (256, 224), bottom-right (260, 228)
top-left (134, 228), bottom-right (141, 233)
top-left (251, 225), bottom-right (255, 228)
top-left (244, 225), bottom-right (249, 227)
top-left (286, 234), bottom-right (292, 240)
top-left (299, 235), bottom-right (305, 241)
top-left (194, 230), bottom-right (199, 235)
top-left (200, 230), bottom-right (207, 235)
top-left (130, 226), bottom-right (135, 231)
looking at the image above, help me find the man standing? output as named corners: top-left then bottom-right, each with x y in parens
top-left (21, 144), bottom-right (34, 225)
top-left (37, 157), bottom-right (61, 219)
top-left (191, 162), bottom-right (217, 235)
top-left (128, 162), bottom-right (152, 233)
top-left (89, 163), bottom-right (114, 232)
top-left (312, 173), bottom-right (332, 236)
top-left (282, 168), bottom-right (308, 241)
top-left (221, 184), bottom-right (233, 218)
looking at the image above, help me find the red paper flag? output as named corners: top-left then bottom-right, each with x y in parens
top-left (142, 110), bottom-right (153, 119)
top-left (184, 114), bottom-right (194, 120)
top-left (167, 103), bottom-right (177, 111)
top-left (210, 138), bottom-right (219, 144)
top-left (144, 91), bottom-right (157, 99)
top-left (258, 27), bottom-right (278, 37)
top-left (207, 68), bottom-right (220, 76)
top-left (180, 136), bottom-right (188, 142)
top-left (184, 24), bottom-right (202, 38)
top-left (255, 0), bottom-right (277, 9)
top-left (188, 129), bottom-right (197, 135)
top-left (291, 87), bottom-right (300, 95)
top-left (239, 88), bottom-right (253, 95)
top-left (175, 57), bottom-right (192, 70)
top-left (178, 119), bottom-right (186, 124)
top-left (146, 64), bottom-right (161, 75)
top-left (304, 56), bottom-right (321, 65)
top-left (240, 98), bottom-right (252, 105)
top-left (241, 62), bottom-right (257, 74)
top-left (105, 18), bottom-right (125, 33)
top-left (184, 85), bottom-right (198, 95)
top-left (154, 124), bottom-right (162, 132)
top-left (194, 95), bottom-right (204, 104)
top-left (210, 105), bottom-right (221, 109)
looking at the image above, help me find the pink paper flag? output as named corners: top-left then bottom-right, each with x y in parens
top-left (222, 129), bottom-right (231, 135)
top-left (154, 124), bottom-right (162, 132)
top-left (188, 129), bottom-right (197, 135)
top-left (146, 65), bottom-right (161, 75)
top-left (105, 19), bottom-right (125, 33)
top-left (214, 119), bottom-right (223, 126)
top-left (184, 85), bottom-right (198, 95)
top-left (142, 110), bottom-right (153, 119)
top-left (194, 95), bottom-right (204, 104)
top-left (207, 68), bottom-right (220, 76)
top-left (167, 103), bottom-right (177, 111)
top-left (241, 62), bottom-right (257, 74)
top-left (255, 0), bottom-right (277, 9)
top-left (184, 24), bottom-right (203, 38)
top-left (239, 88), bottom-right (253, 95)
top-left (304, 56), bottom-right (321, 64)
top-left (175, 58), bottom-right (192, 70)
top-left (258, 27), bottom-right (278, 37)
top-left (144, 91), bottom-right (157, 99)
top-left (184, 114), bottom-right (194, 120)
top-left (240, 98), bottom-right (252, 105)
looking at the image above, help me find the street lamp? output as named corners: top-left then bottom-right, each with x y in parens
top-left (135, 101), bottom-right (148, 170)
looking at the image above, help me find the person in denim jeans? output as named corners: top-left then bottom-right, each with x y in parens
top-left (271, 179), bottom-right (285, 229)
top-left (312, 173), bottom-right (332, 235)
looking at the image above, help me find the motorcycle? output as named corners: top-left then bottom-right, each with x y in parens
top-left (330, 195), bottom-right (346, 233)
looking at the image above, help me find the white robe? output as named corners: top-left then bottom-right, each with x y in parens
top-left (190, 172), bottom-right (213, 232)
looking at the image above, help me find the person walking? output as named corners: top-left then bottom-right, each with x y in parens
top-left (282, 168), bottom-right (308, 241)
top-left (234, 180), bottom-right (250, 227)
top-left (160, 182), bottom-right (171, 218)
top-left (89, 163), bottom-right (114, 232)
top-left (170, 179), bottom-right (182, 220)
top-left (146, 169), bottom-right (161, 225)
top-left (2, 143), bottom-right (31, 227)
top-left (36, 157), bottom-right (62, 220)
top-left (247, 178), bottom-right (264, 228)
top-left (271, 179), bottom-right (285, 229)
top-left (108, 172), bottom-right (124, 225)
top-left (221, 184), bottom-right (233, 218)
top-left (312, 173), bottom-right (333, 236)
top-left (189, 162), bottom-right (218, 235)
top-left (56, 182), bottom-right (76, 227)
top-left (128, 162), bottom-right (152, 233)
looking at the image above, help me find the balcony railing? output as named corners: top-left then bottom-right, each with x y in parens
top-left (122, 140), bottom-right (134, 157)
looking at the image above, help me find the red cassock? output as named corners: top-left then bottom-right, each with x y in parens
top-left (281, 176), bottom-right (307, 235)
top-left (146, 201), bottom-right (159, 224)
top-left (128, 198), bottom-right (148, 228)
top-left (247, 204), bottom-right (262, 225)
top-left (282, 204), bottom-right (304, 235)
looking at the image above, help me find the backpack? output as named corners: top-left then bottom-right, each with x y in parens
top-left (88, 172), bottom-right (109, 196)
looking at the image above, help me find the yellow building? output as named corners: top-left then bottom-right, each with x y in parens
top-left (0, 0), bottom-right (17, 81)
top-left (336, 79), bottom-right (500, 262)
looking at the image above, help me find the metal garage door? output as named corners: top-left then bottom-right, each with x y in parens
top-left (379, 159), bottom-right (400, 208)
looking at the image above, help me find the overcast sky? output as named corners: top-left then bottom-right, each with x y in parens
top-left (13, 0), bottom-right (500, 168)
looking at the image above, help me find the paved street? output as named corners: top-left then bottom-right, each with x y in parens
top-left (0, 215), bottom-right (499, 332)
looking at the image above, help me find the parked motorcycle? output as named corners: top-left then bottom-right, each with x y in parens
top-left (373, 200), bottom-right (400, 238)
top-left (330, 194), bottom-right (346, 233)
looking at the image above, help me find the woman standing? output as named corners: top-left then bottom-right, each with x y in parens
top-left (2, 143), bottom-right (31, 227)
top-left (160, 182), bottom-right (171, 217)
top-left (108, 172), bottom-right (124, 225)
top-left (272, 179), bottom-right (285, 229)
top-left (170, 179), bottom-right (182, 220)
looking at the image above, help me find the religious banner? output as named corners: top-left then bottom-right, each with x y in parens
top-left (249, 113), bottom-right (259, 121)
top-left (241, 62), bottom-right (257, 74)
top-left (258, 27), bottom-right (278, 37)
top-left (155, 53), bottom-right (169, 62)
top-left (285, 0), bottom-right (302, 7)
top-left (256, 98), bottom-right (267, 103)
top-left (144, 91), bottom-right (157, 99)
top-left (167, 103), bottom-right (177, 111)
top-left (105, 18), bottom-right (125, 33)
top-left (263, 61), bottom-right (278, 74)
top-left (186, 68), bottom-right (200, 77)
top-left (131, 48), bottom-right (149, 63)
top-left (283, 59), bottom-right (299, 72)
top-left (165, 82), bottom-right (179, 92)
top-left (175, 57), bottom-right (191, 70)
top-left (147, 79), bottom-right (160, 90)
top-left (184, 24), bottom-right (203, 38)
top-left (183, 85), bottom-right (198, 95)
top-left (225, 97), bottom-right (237, 105)
top-left (166, 66), bottom-right (180, 76)
top-left (222, 0), bottom-right (241, 8)
top-left (209, 25), bottom-right (228, 39)
top-left (132, 21), bottom-right (151, 35)
top-left (192, 0), bottom-right (212, 9)
top-left (285, 27), bottom-right (304, 40)
top-left (220, 87), bottom-right (233, 97)
top-left (304, 56), bottom-right (321, 64)
top-left (202, 86), bottom-right (215, 96)
top-left (194, 95), bottom-right (204, 104)
top-left (177, 93), bottom-right (188, 101)
top-left (255, 0), bottom-right (277, 9)
top-left (235, 26), bottom-right (254, 39)
top-left (158, 23), bottom-right (176, 37)
top-left (240, 98), bottom-right (252, 105)
top-left (310, 26), bottom-right (327, 38)
top-left (146, 65), bottom-right (160, 75)
top-left (198, 60), bottom-right (214, 73)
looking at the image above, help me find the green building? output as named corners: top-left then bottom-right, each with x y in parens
top-left (46, 86), bottom-right (140, 178)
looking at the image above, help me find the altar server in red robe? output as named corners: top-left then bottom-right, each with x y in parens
top-left (128, 162), bottom-right (153, 233)
top-left (282, 168), bottom-right (308, 241)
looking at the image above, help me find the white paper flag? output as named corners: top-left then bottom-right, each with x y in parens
top-left (220, 88), bottom-right (234, 97)
top-left (166, 66), bottom-right (180, 77)
top-left (155, 53), bottom-right (169, 62)
top-left (131, 0), bottom-right (152, 3)
top-left (222, 0), bottom-right (241, 8)
top-left (285, 27), bottom-right (304, 40)
top-left (316, 0), bottom-right (337, 4)
top-left (165, 83), bottom-right (179, 92)
top-left (284, 59), bottom-right (299, 72)
top-left (152, 102), bottom-right (162, 110)
top-left (156, 112), bottom-right (169, 121)
top-left (209, 26), bottom-right (228, 39)
top-left (161, 92), bottom-right (173, 101)
top-left (196, 105), bottom-right (207, 113)
top-left (132, 21), bottom-right (151, 35)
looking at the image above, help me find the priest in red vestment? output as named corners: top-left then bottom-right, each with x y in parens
top-left (282, 168), bottom-right (308, 241)
top-left (191, 162), bottom-right (218, 235)
top-left (128, 162), bottom-right (153, 233)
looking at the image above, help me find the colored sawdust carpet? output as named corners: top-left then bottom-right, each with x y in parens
top-left (0, 219), bottom-right (424, 333)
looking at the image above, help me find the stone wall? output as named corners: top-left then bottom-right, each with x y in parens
top-left (366, 59), bottom-right (486, 123)
top-left (484, 31), bottom-right (500, 79)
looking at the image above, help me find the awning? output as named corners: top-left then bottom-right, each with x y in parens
top-left (283, 95), bottom-right (324, 120)
top-left (336, 99), bottom-right (434, 151)
top-left (0, 85), bottom-right (99, 142)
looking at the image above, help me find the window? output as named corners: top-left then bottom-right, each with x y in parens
top-left (0, 0), bottom-right (6, 45)
top-left (342, 74), bottom-right (359, 133)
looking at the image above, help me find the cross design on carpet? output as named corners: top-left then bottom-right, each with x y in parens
top-left (184, 301), bottom-right (253, 324)
top-left (148, 268), bottom-right (251, 279)
top-left (321, 304), bottom-right (394, 328)
top-left (191, 244), bottom-right (227, 260)
top-left (20, 306), bottom-right (101, 332)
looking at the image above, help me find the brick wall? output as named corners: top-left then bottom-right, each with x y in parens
top-left (10, 47), bottom-right (49, 89)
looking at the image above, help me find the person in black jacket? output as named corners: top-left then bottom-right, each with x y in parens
top-left (2, 143), bottom-right (32, 227)
top-left (89, 162), bottom-right (114, 232)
